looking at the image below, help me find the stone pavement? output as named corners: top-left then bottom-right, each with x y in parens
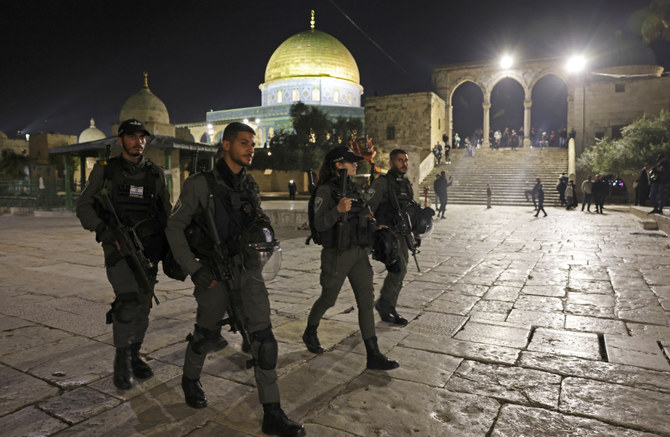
top-left (1, 204), bottom-right (670, 437)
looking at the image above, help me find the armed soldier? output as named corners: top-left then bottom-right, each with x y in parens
top-left (165, 122), bottom-right (305, 437)
top-left (302, 146), bottom-right (399, 371)
top-left (76, 119), bottom-right (172, 390)
top-left (368, 149), bottom-right (419, 326)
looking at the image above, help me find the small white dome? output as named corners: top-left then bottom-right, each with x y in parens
top-left (79, 118), bottom-right (105, 143)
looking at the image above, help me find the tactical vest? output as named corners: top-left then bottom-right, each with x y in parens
top-left (101, 156), bottom-right (166, 261)
top-left (317, 177), bottom-right (376, 249)
top-left (187, 170), bottom-right (261, 261)
top-left (375, 172), bottom-right (414, 228)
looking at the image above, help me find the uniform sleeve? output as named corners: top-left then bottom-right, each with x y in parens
top-left (76, 163), bottom-right (106, 233)
top-left (165, 175), bottom-right (208, 275)
top-left (246, 174), bottom-right (263, 214)
top-left (367, 176), bottom-right (387, 213)
top-left (155, 168), bottom-right (173, 217)
top-left (313, 184), bottom-right (343, 232)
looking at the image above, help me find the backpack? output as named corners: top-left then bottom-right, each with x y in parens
top-left (306, 190), bottom-right (322, 246)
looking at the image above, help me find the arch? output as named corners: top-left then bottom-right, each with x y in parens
top-left (448, 78), bottom-right (485, 104)
top-left (490, 78), bottom-right (525, 136)
top-left (530, 74), bottom-right (569, 147)
top-left (528, 69), bottom-right (568, 92)
top-left (214, 130), bottom-right (224, 144)
top-left (200, 132), bottom-right (211, 144)
top-left (451, 80), bottom-right (484, 144)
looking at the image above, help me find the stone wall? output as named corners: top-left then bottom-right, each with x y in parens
top-left (365, 92), bottom-right (445, 162)
top-left (248, 169), bottom-right (309, 193)
top-left (29, 133), bottom-right (77, 165)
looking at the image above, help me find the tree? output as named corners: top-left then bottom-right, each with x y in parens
top-left (641, 0), bottom-right (670, 43)
top-left (577, 110), bottom-right (670, 175)
top-left (251, 103), bottom-right (361, 171)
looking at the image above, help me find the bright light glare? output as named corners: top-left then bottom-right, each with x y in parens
top-left (243, 118), bottom-right (249, 124)
top-left (255, 118), bottom-right (261, 123)
top-left (500, 55), bottom-right (513, 69)
top-left (566, 55), bottom-right (586, 73)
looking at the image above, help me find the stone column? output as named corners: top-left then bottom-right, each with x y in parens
top-left (447, 104), bottom-right (453, 146)
top-left (523, 99), bottom-right (532, 147)
top-left (482, 100), bottom-right (491, 148)
top-left (79, 152), bottom-right (86, 190)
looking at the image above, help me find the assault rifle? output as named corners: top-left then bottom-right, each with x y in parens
top-left (203, 205), bottom-right (252, 356)
top-left (389, 189), bottom-right (421, 272)
top-left (95, 188), bottom-right (159, 305)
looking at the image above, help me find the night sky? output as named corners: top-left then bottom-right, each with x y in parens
top-left (1, 0), bottom-right (668, 139)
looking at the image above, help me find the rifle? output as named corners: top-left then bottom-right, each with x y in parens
top-left (203, 204), bottom-right (252, 356)
top-left (336, 169), bottom-right (349, 251)
top-left (389, 188), bottom-right (421, 272)
top-left (96, 188), bottom-right (159, 305)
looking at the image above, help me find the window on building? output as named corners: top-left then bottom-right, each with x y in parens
top-left (277, 90), bottom-right (283, 103)
top-left (612, 125), bottom-right (625, 140)
top-left (292, 89), bottom-right (300, 101)
top-left (615, 83), bottom-right (625, 93)
top-left (387, 126), bottom-right (396, 140)
top-left (333, 90), bottom-right (339, 103)
top-left (595, 131), bottom-right (605, 140)
top-left (312, 88), bottom-right (320, 101)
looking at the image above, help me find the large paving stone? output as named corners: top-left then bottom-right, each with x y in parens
top-left (564, 314), bottom-right (628, 335)
top-left (506, 309), bottom-right (564, 328)
top-left (0, 364), bottom-right (60, 415)
top-left (527, 328), bottom-right (601, 360)
top-left (454, 319), bottom-right (530, 348)
top-left (446, 360), bottom-right (561, 408)
top-left (401, 332), bottom-right (520, 365)
top-left (560, 377), bottom-right (670, 435)
top-left (407, 311), bottom-right (468, 337)
top-left (0, 406), bottom-right (68, 437)
top-left (513, 295), bottom-right (563, 312)
top-left (0, 325), bottom-right (72, 358)
top-left (567, 278), bottom-right (613, 294)
top-left (492, 404), bottom-right (658, 437)
top-left (424, 291), bottom-right (480, 315)
top-left (0, 315), bottom-right (34, 331)
top-left (383, 345), bottom-right (462, 388)
top-left (38, 386), bottom-right (121, 425)
top-left (566, 292), bottom-right (615, 317)
top-left (604, 334), bottom-right (670, 371)
top-left (309, 373), bottom-right (500, 437)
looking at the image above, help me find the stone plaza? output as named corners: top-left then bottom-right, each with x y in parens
top-left (1, 204), bottom-right (669, 436)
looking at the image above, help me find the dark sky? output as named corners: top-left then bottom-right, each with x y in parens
top-left (1, 0), bottom-right (667, 138)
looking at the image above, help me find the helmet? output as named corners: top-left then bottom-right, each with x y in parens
top-left (407, 204), bottom-right (435, 239)
top-left (241, 217), bottom-right (282, 282)
top-left (372, 228), bottom-right (401, 272)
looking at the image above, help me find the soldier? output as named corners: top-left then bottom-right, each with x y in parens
top-left (165, 122), bottom-right (304, 437)
top-left (76, 119), bottom-right (172, 390)
top-left (367, 149), bottom-right (414, 326)
top-left (302, 146), bottom-right (399, 371)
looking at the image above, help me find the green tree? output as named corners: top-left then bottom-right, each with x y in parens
top-left (577, 110), bottom-right (670, 174)
top-left (0, 150), bottom-right (29, 181)
top-left (641, 0), bottom-right (670, 43)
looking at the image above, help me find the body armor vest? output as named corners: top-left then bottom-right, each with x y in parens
top-left (376, 172), bottom-right (414, 228)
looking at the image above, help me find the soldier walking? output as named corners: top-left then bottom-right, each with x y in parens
top-left (76, 119), bottom-right (172, 390)
top-left (165, 122), bottom-right (305, 437)
top-left (302, 146), bottom-right (399, 371)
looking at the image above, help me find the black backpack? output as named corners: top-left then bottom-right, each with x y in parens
top-left (306, 186), bottom-right (322, 245)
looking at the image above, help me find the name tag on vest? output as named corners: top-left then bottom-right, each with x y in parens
top-left (129, 185), bottom-right (144, 198)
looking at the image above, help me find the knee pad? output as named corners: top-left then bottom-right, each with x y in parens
top-left (111, 294), bottom-right (142, 324)
top-left (252, 328), bottom-right (278, 370)
top-left (187, 324), bottom-right (228, 355)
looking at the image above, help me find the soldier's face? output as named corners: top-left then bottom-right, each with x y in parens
top-left (118, 133), bottom-right (146, 157)
top-left (336, 161), bottom-right (357, 177)
top-left (390, 153), bottom-right (408, 174)
top-left (223, 131), bottom-right (255, 167)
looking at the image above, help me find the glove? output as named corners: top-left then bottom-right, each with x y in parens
top-left (191, 267), bottom-right (216, 289)
top-left (95, 222), bottom-right (117, 245)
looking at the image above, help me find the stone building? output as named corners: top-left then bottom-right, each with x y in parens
top-left (0, 131), bottom-right (28, 156)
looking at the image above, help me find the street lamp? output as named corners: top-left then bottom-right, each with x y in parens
top-left (500, 55), bottom-right (513, 69)
top-left (565, 55), bottom-right (586, 73)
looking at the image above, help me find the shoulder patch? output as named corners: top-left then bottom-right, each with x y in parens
top-left (98, 160), bottom-right (108, 166)
top-left (314, 197), bottom-right (324, 212)
top-left (366, 188), bottom-right (375, 200)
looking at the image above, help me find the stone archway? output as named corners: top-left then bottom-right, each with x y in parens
top-left (433, 58), bottom-right (572, 148)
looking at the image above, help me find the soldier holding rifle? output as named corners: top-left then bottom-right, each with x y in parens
top-left (165, 122), bottom-right (304, 437)
top-left (76, 119), bottom-right (172, 390)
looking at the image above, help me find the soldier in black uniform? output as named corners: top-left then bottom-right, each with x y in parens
top-left (76, 119), bottom-right (172, 390)
top-left (165, 122), bottom-right (304, 437)
top-left (302, 146), bottom-right (399, 371)
top-left (367, 149), bottom-right (414, 326)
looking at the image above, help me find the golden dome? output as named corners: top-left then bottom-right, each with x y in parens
top-left (264, 29), bottom-right (360, 84)
top-left (119, 72), bottom-right (169, 124)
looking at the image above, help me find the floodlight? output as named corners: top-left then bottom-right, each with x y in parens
top-left (500, 55), bottom-right (513, 69)
top-left (565, 55), bottom-right (586, 73)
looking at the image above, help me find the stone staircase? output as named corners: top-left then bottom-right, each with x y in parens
top-left (420, 147), bottom-right (568, 206)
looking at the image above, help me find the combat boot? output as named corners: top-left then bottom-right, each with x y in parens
top-left (302, 324), bottom-right (323, 354)
top-left (364, 336), bottom-right (399, 370)
top-left (262, 403), bottom-right (306, 437)
top-left (130, 343), bottom-right (154, 379)
top-left (181, 375), bottom-right (207, 409)
top-left (375, 299), bottom-right (408, 326)
top-left (113, 347), bottom-right (133, 390)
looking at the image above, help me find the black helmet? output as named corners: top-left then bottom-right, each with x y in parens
top-left (372, 228), bottom-right (401, 272)
top-left (240, 216), bottom-right (282, 282)
top-left (407, 204), bottom-right (435, 239)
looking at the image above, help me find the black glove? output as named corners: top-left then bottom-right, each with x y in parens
top-left (191, 267), bottom-right (216, 289)
top-left (95, 222), bottom-right (117, 245)
top-left (415, 238), bottom-right (422, 248)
